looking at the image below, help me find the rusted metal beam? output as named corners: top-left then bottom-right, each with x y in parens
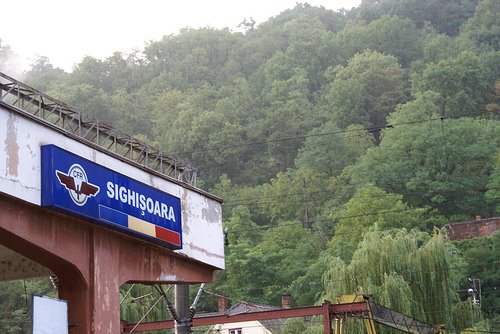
top-left (323, 300), bottom-right (333, 334)
top-left (121, 301), bottom-right (370, 332)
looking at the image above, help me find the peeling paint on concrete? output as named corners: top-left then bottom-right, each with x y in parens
top-left (0, 176), bottom-right (40, 191)
top-left (202, 198), bottom-right (222, 224)
top-left (5, 113), bottom-right (19, 177)
top-left (181, 188), bottom-right (191, 235)
top-left (159, 274), bottom-right (178, 281)
top-left (185, 243), bottom-right (224, 259)
top-left (1, 104), bottom-right (224, 269)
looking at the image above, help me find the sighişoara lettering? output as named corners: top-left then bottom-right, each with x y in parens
top-left (106, 181), bottom-right (176, 222)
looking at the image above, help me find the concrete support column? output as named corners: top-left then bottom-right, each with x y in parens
top-left (175, 284), bottom-right (190, 334)
top-left (57, 271), bottom-right (91, 333)
top-left (0, 195), bottom-right (215, 333)
top-left (90, 231), bottom-right (122, 333)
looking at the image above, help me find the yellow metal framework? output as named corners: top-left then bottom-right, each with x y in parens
top-left (333, 295), bottom-right (445, 334)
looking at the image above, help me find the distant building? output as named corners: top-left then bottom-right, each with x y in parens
top-left (445, 216), bottom-right (500, 240)
top-left (203, 294), bottom-right (292, 334)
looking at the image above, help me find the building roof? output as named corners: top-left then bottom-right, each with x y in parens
top-left (226, 302), bottom-right (281, 316)
top-left (197, 301), bottom-right (287, 334)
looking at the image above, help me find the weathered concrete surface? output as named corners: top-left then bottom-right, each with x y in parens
top-left (0, 76), bottom-right (224, 333)
top-left (0, 105), bottom-right (224, 269)
top-left (0, 194), bottom-right (216, 333)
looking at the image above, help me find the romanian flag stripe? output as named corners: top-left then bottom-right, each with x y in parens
top-left (98, 205), bottom-right (181, 246)
top-left (154, 226), bottom-right (181, 245)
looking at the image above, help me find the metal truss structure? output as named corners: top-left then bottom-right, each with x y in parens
top-left (369, 301), bottom-right (437, 334)
top-left (0, 71), bottom-right (197, 186)
top-left (120, 295), bottom-right (445, 334)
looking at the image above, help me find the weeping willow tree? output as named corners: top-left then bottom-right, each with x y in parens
top-left (322, 228), bottom-right (485, 333)
top-left (120, 283), bottom-right (173, 334)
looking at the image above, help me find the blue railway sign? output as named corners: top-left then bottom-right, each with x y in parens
top-left (41, 145), bottom-right (182, 249)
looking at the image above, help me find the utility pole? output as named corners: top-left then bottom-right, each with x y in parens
top-left (468, 278), bottom-right (482, 306)
top-left (303, 177), bottom-right (312, 230)
top-left (156, 283), bottom-right (204, 334)
top-left (175, 284), bottom-right (190, 334)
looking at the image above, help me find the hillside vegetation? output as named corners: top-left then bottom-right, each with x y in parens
top-left (1, 0), bottom-right (499, 332)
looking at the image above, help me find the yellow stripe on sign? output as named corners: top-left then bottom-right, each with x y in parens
top-left (128, 216), bottom-right (156, 237)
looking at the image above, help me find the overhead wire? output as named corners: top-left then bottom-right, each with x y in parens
top-left (222, 185), bottom-right (498, 207)
top-left (227, 196), bottom-right (500, 234)
top-left (171, 110), bottom-right (490, 156)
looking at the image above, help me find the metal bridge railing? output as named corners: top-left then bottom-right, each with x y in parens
top-left (0, 71), bottom-right (197, 186)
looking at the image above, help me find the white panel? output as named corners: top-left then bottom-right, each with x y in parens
top-left (0, 105), bottom-right (224, 269)
top-left (32, 295), bottom-right (68, 334)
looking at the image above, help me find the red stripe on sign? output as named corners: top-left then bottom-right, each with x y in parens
top-left (155, 226), bottom-right (181, 246)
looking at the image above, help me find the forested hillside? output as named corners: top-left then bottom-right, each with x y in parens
top-left (1, 0), bottom-right (499, 332)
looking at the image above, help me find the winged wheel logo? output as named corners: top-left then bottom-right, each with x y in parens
top-left (56, 164), bottom-right (100, 206)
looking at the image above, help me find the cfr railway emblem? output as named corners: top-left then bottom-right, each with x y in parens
top-left (56, 164), bottom-right (100, 206)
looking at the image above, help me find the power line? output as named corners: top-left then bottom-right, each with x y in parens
top-left (171, 110), bottom-right (490, 156)
top-left (222, 185), bottom-right (498, 207)
top-left (227, 197), bottom-right (499, 234)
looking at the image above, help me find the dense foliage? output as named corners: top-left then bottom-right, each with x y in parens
top-left (1, 0), bottom-right (499, 332)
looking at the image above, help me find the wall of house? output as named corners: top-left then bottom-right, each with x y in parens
top-left (212, 321), bottom-right (271, 334)
top-left (445, 217), bottom-right (500, 241)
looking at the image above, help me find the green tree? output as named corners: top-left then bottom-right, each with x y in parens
top-left (414, 51), bottom-right (489, 117)
top-left (144, 28), bottom-right (244, 89)
top-left (295, 123), bottom-right (374, 177)
top-left (279, 16), bottom-right (339, 92)
top-left (455, 233), bottom-right (500, 319)
top-left (252, 223), bottom-right (322, 305)
top-left (323, 50), bottom-right (405, 140)
top-left (24, 56), bottom-right (67, 93)
top-left (331, 186), bottom-right (442, 247)
top-left (259, 168), bottom-right (327, 225)
top-left (421, 32), bottom-right (464, 64)
top-left (289, 248), bottom-right (339, 306)
top-left (485, 153), bottom-right (500, 214)
top-left (109, 89), bottom-right (154, 137)
top-left (255, 54), bottom-right (314, 173)
top-left (258, 3), bottom-right (347, 35)
top-left (352, 96), bottom-right (499, 217)
top-left (152, 89), bottom-right (186, 143)
top-left (70, 56), bottom-right (111, 92)
top-left (46, 83), bottom-right (113, 122)
top-left (460, 0), bottom-right (500, 52)
top-left (365, 15), bottom-right (424, 67)
top-left (213, 206), bottom-right (269, 301)
top-left (0, 278), bottom-right (55, 333)
top-left (103, 52), bottom-right (146, 93)
top-left (355, 0), bottom-right (477, 36)
top-left (334, 15), bottom-right (423, 68)
top-left (323, 229), bottom-right (483, 332)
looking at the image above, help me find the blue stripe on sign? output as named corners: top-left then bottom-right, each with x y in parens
top-left (98, 205), bottom-right (128, 227)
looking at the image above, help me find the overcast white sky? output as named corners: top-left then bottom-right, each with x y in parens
top-left (2, 0), bottom-right (361, 72)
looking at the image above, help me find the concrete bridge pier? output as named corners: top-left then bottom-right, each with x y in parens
top-left (0, 195), bottom-right (215, 333)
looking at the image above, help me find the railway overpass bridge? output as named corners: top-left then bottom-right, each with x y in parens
top-left (0, 72), bottom-right (224, 333)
